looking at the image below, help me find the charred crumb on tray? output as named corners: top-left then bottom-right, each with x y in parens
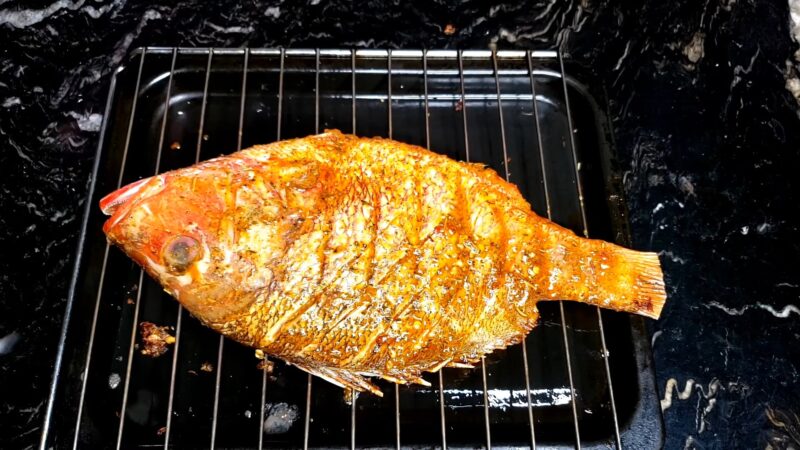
top-left (139, 321), bottom-right (176, 357)
top-left (200, 361), bottom-right (214, 372)
top-left (343, 388), bottom-right (358, 405)
top-left (256, 359), bottom-right (274, 373)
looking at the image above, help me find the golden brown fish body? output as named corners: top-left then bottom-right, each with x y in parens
top-left (101, 130), bottom-right (666, 395)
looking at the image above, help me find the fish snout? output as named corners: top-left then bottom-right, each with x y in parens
top-left (100, 176), bottom-right (164, 234)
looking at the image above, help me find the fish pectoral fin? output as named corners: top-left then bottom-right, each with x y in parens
top-left (291, 362), bottom-right (384, 397)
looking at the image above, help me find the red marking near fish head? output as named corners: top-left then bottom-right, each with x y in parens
top-left (100, 177), bottom-right (150, 215)
top-left (100, 176), bottom-right (167, 235)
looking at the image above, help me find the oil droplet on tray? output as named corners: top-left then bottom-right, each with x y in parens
top-left (108, 373), bottom-right (121, 389)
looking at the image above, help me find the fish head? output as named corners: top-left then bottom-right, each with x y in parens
top-left (99, 155), bottom-right (330, 325)
top-left (100, 167), bottom-right (246, 323)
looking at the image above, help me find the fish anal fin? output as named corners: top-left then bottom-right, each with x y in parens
top-left (377, 373), bottom-right (406, 384)
top-left (409, 376), bottom-right (432, 387)
top-left (288, 360), bottom-right (384, 397)
top-left (377, 371), bottom-right (431, 387)
top-left (446, 361), bottom-right (475, 369)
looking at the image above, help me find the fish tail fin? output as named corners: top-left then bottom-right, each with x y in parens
top-left (515, 220), bottom-right (667, 319)
top-left (609, 247), bottom-right (667, 319)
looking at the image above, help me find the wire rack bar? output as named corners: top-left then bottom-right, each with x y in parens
top-left (422, 49), bottom-right (449, 450)
top-left (491, 49), bottom-right (538, 450)
top-left (387, 49), bottom-right (403, 450)
top-left (209, 47), bottom-right (250, 450)
top-left (113, 47), bottom-right (177, 449)
top-left (164, 48), bottom-right (214, 449)
top-left (457, 49), bottom-right (493, 450)
top-left (350, 49), bottom-right (358, 450)
top-left (557, 50), bottom-right (622, 448)
top-left (72, 48), bottom-right (148, 450)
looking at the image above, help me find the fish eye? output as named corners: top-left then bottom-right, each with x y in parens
top-left (162, 235), bottom-right (200, 274)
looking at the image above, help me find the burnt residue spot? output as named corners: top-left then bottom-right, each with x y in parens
top-left (256, 358), bottom-right (274, 373)
top-left (139, 322), bottom-right (175, 357)
top-left (262, 402), bottom-right (299, 434)
top-left (343, 388), bottom-right (358, 405)
top-left (170, 141), bottom-right (181, 151)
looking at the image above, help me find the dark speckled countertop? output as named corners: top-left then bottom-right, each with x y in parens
top-left (1, 1), bottom-right (799, 449)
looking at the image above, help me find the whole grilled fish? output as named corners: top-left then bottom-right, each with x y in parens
top-left (101, 130), bottom-right (666, 396)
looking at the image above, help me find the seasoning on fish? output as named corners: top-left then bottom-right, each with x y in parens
top-left (100, 130), bottom-right (667, 396)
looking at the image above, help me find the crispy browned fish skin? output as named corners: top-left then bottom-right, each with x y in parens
top-left (101, 130), bottom-right (666, 396)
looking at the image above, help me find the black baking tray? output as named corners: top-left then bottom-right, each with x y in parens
top-left (40, 48), bottom-right (663, 449)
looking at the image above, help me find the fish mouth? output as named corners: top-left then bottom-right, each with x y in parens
top-left (100, 176), bottom-right (164, 234)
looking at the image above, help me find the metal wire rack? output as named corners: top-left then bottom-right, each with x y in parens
top-left (40, 48), bottom-right (663, 450)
